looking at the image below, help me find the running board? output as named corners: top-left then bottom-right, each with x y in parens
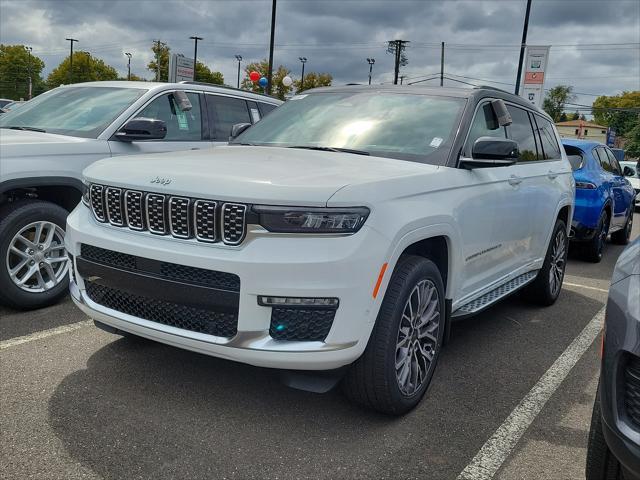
top-left (452, 270), bottom-right (539, 318)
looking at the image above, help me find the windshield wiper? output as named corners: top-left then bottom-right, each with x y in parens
top-left (3, 126), bottom-right (47, 133)
top-left (287, 145), bottom-right (370, 156)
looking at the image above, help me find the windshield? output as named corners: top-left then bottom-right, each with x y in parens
top-left (0, 86), bottom-right (147, 139)
top-left (233, 91), bottom-right (465, 164)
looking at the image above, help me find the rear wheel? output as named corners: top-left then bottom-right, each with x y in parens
top-left (342, 256), bottom-right (445, 415)
top-left (522, 218), bottom-right (568, 306)
top-left (611, 209), bottom-right (633, 245)
top-left (0, 201), bottom-right (70, 310)
top-left (584, 210), bottom-right (610, 263)
top-left (586, 381), bottom-right (623, 480)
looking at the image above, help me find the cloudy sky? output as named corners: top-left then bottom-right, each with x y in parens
top-left (1, 0), bottom-right (638, 107)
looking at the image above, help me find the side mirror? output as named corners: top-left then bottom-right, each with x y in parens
top-left (230, 122), bottom-right (252, 140)
top-left (460, 137), bottom-right (519, 169)
top-left (623, 166), bottom-right (635, 177)
top-left (115, 117), bottom-right (167, 142)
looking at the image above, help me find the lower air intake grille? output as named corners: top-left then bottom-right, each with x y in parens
top-left (269, 308), bottom-right (336, 342)
top-left (85, 281), bottom-right (238, 338)
top-left (624, 356), bottom-right (640, 430)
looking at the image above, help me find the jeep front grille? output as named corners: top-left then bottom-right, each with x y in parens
top-left (89, 184), bottom-right (247, 245)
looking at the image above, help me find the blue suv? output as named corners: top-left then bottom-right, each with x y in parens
top-left (563, 139), bottom-right (635, 262)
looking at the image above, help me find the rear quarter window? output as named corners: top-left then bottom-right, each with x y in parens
top-left (562, 145), bottom-right (584, 171)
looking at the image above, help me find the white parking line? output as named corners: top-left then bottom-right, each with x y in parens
top-left (563, 282), bottom-right (609, 294)
top-left (456, 306), bottom-right (605, 480)
top-left (0, 320), bottom-right (92, 351)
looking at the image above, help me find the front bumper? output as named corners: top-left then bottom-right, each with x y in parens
top-left (66, 205), bottom-right (391, 370)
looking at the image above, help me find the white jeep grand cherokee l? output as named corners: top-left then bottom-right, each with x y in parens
top-left (66, 86), bottom-right (574, 414)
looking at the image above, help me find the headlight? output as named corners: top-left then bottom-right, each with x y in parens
top-left (81, 181), bottom-right (90, 206)
top-left (252, 205), bottom-right (369, 234)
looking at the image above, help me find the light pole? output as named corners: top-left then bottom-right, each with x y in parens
top-left (125, 52), bottom-right (132, 81)
top-left (299, 56), bottom-right (307, 90)
top-left (189, 35), bottom-right (203, 81)
top-left (366, 57), bottom-right (375, 85)
top-left (65, 38), bottom-right (78, 84)
top-left (25, 46), bottom-right (33, 99)
top-left (514, 0), bottom-right (532, 95)
top-left (235, 55), bottom-right (242, 88)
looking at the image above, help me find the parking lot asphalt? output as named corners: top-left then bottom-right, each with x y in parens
top-left (1, 221), bottom-right (638, 480)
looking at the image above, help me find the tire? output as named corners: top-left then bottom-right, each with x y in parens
top-left (522, 218), bottom-right (568, 306)
top-left (584, 210), bottom-right (610, 263)
top-left (611, 209), bottom-right (633, 245)
top-left (342, 255), bottom-right (445, 415)
top-left (0, 200), bottom-right (70, 310)
top-left (586, 381), bottom-right (623, 480)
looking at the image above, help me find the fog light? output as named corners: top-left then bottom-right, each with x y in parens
top-left (258, 296), bottom-right (339, 308)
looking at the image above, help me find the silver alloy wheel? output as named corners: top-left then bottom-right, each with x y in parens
top-left (395, 279), bottom-right (441, 397)
top-left (6, 221), bottom-right (68, 293)
top-left (549, 229), bottom-right (567, 297)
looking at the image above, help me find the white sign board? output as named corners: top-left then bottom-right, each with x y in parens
top-left (519, 45), bottom-right (550, 108)
top-left (168, 54), bottom-right (195, 82)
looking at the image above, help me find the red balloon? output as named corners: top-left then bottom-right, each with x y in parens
top-left (249, 71), bottom-right (260, 82)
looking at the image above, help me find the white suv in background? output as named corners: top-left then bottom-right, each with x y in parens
top-left (66, 85), bottom-right (574, 414)
top-left (0, 81), bottom-right (280, 309)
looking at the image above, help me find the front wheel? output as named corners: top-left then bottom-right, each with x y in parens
top-left (522, 218), bottom-right (568, 306)
top-left (342, 256), bottom-right (445, 415)
top-left (584, 210), bottom-right (609, 263)
top-left (0, 200), bottom-right (70, 310)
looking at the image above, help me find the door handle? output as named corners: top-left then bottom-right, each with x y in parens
top-left (547, 170), bottom-right (559, 180)
top-left (508, 175), bottom-right (522, 186)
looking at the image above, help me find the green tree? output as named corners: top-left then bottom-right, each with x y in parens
top-left (47, 51), bottom-right (118, 88)
top-left (542, 85), bottom-right (576, 122)
top-left (241, 60), bottom-right (292, 100)
top-left (592, 91), bottom-right (640, 136)
top-left (195, 62), bottom-right (224, 85)
top-left (147, 41), bottom-right (170, 81)
top-left (624, 123), bottom-right (640, 158)
top-left (294, 72), bottom-right (332, 93)
top-left (0, 44), bottom-right (46, 100)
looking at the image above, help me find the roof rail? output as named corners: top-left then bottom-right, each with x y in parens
top-left (178, 81), bottom-right (279, 100)
top-left (473, 85), bottom-right (513, 95)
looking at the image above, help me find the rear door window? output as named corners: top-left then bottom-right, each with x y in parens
top-left (594, 147), bottom-right (614, 173)
top-left (534, 115), bottom-right (562, 160)
top-left (506, 106), bottom-right (538, 162)
top-left (207, 95), bottom-right (252, 140)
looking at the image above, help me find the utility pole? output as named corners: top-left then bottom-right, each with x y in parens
top-left (514, 0), bottom-right (533, 95)
top-left (235, 55), bottom-right (242, 88)
top-left (266, 0), bottom-right (277, 95)
top-left (25, 46), bottom-right (33, 99)
top-left (125, 52), bottom-right (132, 81)
top-left (189, 35), bottom-right (203, 81)
top-left (366, 58), bottom-right (375, 85)
top-left (388, 40), bottom-right (409, 85)
top-left (65, 38), bottom-right (78, 84)
top-left (299, 57), bottom-right (307, 89)
top-left (440, 42), bottom-right (445, 86)
top-left (154, 39), bottom-right (162, 81)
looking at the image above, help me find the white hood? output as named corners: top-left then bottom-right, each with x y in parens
top-left (84, 145), bottom-right (432, 206)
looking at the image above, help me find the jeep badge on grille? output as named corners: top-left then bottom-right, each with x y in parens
top-left (150, 176), bottom-right (172, 185)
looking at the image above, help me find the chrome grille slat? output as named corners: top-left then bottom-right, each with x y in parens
top-left (88, 184), bottom-right (247, 245)
top-left (169, 197), bottom-right (191, 238)
top-left (222, 203), bottom-right (247, 245)
top-left (105, 187), bottom-right (124, 226)
top-left (194, 200), bottom-right (217, 242)
top-left (124, 190), bottom-right (145, 230)
top-left (146, 194), bottom-right (167, 235)
top-left (90, 184), bottom-right (106, 222)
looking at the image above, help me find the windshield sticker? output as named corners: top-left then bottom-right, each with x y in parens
top-left (290, 94), bottom-right (307, 100)
top-left (430, 137), bottom-right (443, 148)
top-left (176, 111), bottom-right (189, 130)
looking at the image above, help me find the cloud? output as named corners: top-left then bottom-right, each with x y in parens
top-left (0, 0), bottom-right (638, 107)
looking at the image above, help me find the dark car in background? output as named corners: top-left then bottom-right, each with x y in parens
top-left (586, 238), bottom-right (640, 480)
top-left (563, 139), bottom-right (635, 262)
